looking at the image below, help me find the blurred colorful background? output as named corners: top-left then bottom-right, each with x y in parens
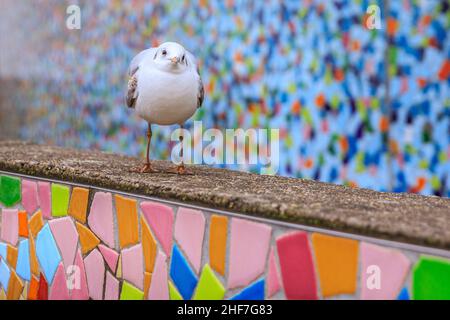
top-left (0, 0), bottom-right (449, 196)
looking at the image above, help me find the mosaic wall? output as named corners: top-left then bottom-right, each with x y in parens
top-left (0, 173), bottom-right (449, 300)
top-left (6, 0), bottom-right (449, 197)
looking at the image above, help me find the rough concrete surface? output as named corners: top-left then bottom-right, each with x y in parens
top-left (0, 140), bottom-right (449, 250)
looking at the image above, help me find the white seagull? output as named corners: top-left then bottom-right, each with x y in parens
top-left (126, 41), bottom-right (204, 174)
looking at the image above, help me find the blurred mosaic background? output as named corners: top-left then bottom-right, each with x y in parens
top-left (0, 0), bottom-right (449, 196)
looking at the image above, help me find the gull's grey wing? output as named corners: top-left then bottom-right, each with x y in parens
top-left (186, 50), bottom-right (204, 108)
top-left (126, 48), bottom-right (156, 108)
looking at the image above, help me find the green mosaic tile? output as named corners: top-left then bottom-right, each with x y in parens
top-left (169, 281), bottom-right (183, 300)
top-left (51, 184), bottom-right (70, 217)
top-left (120, 281), bottom-right (144, 300)
top-left (413, 256), bottom-right (450, 300)
top-left (0, 175), bottom-right (21, 207)
top-left (193, 264), bottom-right (225, 300)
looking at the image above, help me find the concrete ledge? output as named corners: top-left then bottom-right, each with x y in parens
top-left (1, 140), bottom-right (449, 250)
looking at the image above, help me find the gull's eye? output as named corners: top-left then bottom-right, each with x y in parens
top-left (162, 49), bottom-right (167, 56)
top-left (182, 55), bottom-right (185, 61)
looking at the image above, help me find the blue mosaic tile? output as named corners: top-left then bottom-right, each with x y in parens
top-left (170, 244), bottom-right (197, 300)
top-left (0, 243), bottom-right (6, 260)
top-left (397, 287), bottom-right (410, 300)
top-left (36, 223), bottom-right (62, 283)
top-left (16, 239), bottom-right (31, 281)
top-left (230, 279), bottom-right (265, 300)
top-left (0, 258), bottom-right (10, 291)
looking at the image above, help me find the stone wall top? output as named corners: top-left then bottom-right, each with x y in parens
top-left (1, 140), bottom-right (449, 250)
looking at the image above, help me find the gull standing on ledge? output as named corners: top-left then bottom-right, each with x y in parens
top-left (126, 41), bottom-right (204, 174)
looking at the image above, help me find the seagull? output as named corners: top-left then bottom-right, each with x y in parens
top-left (126, 41), bottom-right (204, 174)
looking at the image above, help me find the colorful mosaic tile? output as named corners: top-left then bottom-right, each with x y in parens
top-left (68, 187), bottom-right (89, 223)
top-left (141, 215), bottom-right (157, 273)
top-left (120, 281), bottom-right (144, 300)
top-left (148, 250), bottom-right (169, 300)
top-left (193, 264), bottom-right (225, 300)
top-left (16, 239), bottom-right (30, 281)
top-left (105, 271), bottom-right (119, 300)
top-left (51, 184), bottom-right (70, 217)
top-left (169, 281), bottom-right (183, 300)
top-left (228, 218), bottom-right (271, 289)
top-left (76, 221), bottom-right (100, 255)
top-left (84, 248), bottom-right (105, 300)
top-left (88, 192), bottom-right (115, 248)
top-left (311, 233), bottom-right (359, 297)
top-left (37, 182), bottom-right (51, 219)
top-left (413, 256), bottom-right (450, 300)
top-left (141, 201), bottom-right (174, 256)
top-left (1, 209), bottom-right (18, 246)
top-left (122, 244), bottom-right (144, 290)
top-left (49, 263), bottom-right (69, 300)
top-left (209, 215), bottom-right (227, 276)
top-left (360, 242), bottom-right (410, 300)
top-left (7, 244), bottom-right (18, 268)
top-left (35, 224), bottom-right (61, 283)
top-left (277, 232), bottom-right (317, 300)
top-left (49, 217), bottom-right (78, 270)
top-left (174, 207), bottom-right (205, 274)
top-left (231, 279), bottom-right (265, 300)
top-left (0, 175), bottom-right (21, 207)
top-left (115, 195), bottom-right (139, 249)
top-left (71, 249), bottom-right (89, 300)
top-left (18, 211), bottom-right (28, 238)
top-left (170, 244), bottom-right (198, 300)
top-left (99, 244), bottom-right (119, 273)
top-left (0, 174), bottom-right (449, 300)
top-left (21, 180), bottom-right (38, 214)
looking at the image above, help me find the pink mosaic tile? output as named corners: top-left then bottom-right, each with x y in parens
top-left (88, 192), bottom-right (115, 248)
top-left (122, 244), bottom-right (144, 290)
top-left (84, 248), bottom-right (105, 300)
top-left (71, 249), bottom-right (89, 300)
top-left (49, 263), bottom-right (69, 300)
top-left (141, 201), bottom-right (174, 256)
top-left (99, 244), bottom-right (119, 273)
top-left (1, 208), bottom-right (18, 246)
top-left (105, 271), bottom-right (119, 300)
top-left (228, 218), bottom-right (271, 289)
top-left (37, 181), bottom-right (52, 219)
top-left (22, 179), bottom-right (39, 214)
top-left (276, 231), bottom-right (318, 300)
top-left (49, 217), bottom-right (79, 270)
top-left (147, 250), bottom-right (169, 300)
top-left (267, 247), bottom-right (281, 297)
top-left (174, 207), bottom-right (205, 274)
top-left (360, 242), bottom-right (411, 300)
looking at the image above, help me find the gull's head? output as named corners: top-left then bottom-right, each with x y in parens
top-left (153, 42), bottom-right (189, 73)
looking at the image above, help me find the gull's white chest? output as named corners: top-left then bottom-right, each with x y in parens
top-left (136, 65), bottom-right (198, 126)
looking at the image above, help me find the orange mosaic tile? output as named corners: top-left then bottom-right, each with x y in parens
top-left (7, 269), bottom-right (24, 300)
top-left (311, 233), bottom-right (359, 298)
top-left (141, 215), bottom-right (157, 273)
top-left (115, 195), bottom-right (139, 249)
top-left (28, 275), bottom-right (39, 300)
top-left (7, 244), bottom-right (18, 268)
top-left (29, 210), bottom-right (44, 238)
top-left (18, 211), bottom-right (29, 238)
top-left (29, 235), bottom-right (40, 276)
top-left (144, 271), bottom-right (152, 299)
top-left (209, 215), bottom-right (228, 276)
top-left (76, 222), bottom-right (100, 255)
top-left (68, 187), bottom-right (90, 223)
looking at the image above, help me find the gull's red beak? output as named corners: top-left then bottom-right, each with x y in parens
top-left (170, 57), bottom-right (179, 64)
